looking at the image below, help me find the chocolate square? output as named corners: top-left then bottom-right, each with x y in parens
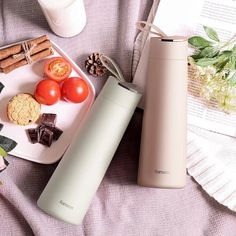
top-left (41, 113), bottom-right (57, 127)
top-left (39, 128), bottom-right (54, 147)
top-left (47, 126), bottom-right (63, 141)
top-left (27, 128), bottom-right (38, 144)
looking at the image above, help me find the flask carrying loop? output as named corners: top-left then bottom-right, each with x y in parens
top-left (136, 21), bottom-right (167, 38)
top-left (100, 54), bottom-right (126, 83)
top-left (100, 22), bottom-right (167, 83)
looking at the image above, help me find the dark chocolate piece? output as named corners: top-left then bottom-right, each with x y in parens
top-left (39, 128), bottom-right (54, 147)
top-left (27, 113), bottom-right (63, 147)
top-left (0, 82), bottom-right (4, 94)
top-left (47, 126), bottom-right (63, 140)
top-left (38, 124), bottom-right (46, 138)
top-left (0, 135), bottom-right (17, 152)
top-left (27, 128), bottom-right (38, 144)
top-left (0, 123), bottom-right (3, 132)
top-left (41, 113), bottom-right (57, 127)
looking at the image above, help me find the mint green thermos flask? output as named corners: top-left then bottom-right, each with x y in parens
top-left (37, 76), bottom-right (142, 224)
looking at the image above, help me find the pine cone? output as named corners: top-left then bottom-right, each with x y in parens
top-left (85, 53), bottom-right (107, 77)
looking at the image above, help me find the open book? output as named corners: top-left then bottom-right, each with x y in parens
top-left (133, 0), bottom-right (236, 137)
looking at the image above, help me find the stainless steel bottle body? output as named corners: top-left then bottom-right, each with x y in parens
top-left (37, 76), bottom-right (141, 224)
top-left (138, 37), bottom-right (188, 188)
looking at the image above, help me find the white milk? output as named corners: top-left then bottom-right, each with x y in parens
top-left (38, 0), bottom-right (86, 37)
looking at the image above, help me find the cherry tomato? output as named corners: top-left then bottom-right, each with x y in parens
top-left (61, 77), bottom-right (89, 103)
top-left (34, 79), bottom-right (61, 105)
top-left (44, 57), bottom-right (72, 82)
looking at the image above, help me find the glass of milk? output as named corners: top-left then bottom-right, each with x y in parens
top-left (38, 0), bottom-right (86, 37)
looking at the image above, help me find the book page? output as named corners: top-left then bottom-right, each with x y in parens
top-left (151, 0), bottom-right (236, 136)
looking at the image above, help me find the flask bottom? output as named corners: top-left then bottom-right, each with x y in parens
top-left (37, 199), bottom-right (83, 225)
top-left (137, 177), bottom-right (186, 189)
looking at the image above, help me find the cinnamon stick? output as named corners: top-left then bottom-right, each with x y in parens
top-left (27, 35), bottom-right (48, 47)
top-left (0, 40), bottom-right (52, 68)
top-left (0, 35), bottom-right (48, 60)
top-left (0, 48), bottom-right (53, 74)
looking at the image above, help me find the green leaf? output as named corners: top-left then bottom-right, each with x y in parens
top-left (228, 72), bottom-right (236, 86)
top-left (0, 135), bottom-right (17, 152)
top-left (191, 53), bottom-right (201, 60)
top-left (220, 50), bottom-right (232, 57)
top-left (232, 45), bottom-right (236, 55)
top-left (233, 56), bottom-right (236, 70)
top-left (203, 26), bottom-right (220, 42)
top-left (216, 51), bottom-right (233, 64)
top-left (0, 146), bottom-right (7, 157)
top-left (197, 46), bottom-right (219, 59)
top-left (188, 36), bottom-right (212, 49)
top-left (196, 57), bottom-right (219, 67)
top-left (215, 59), bottom-right (229, 73)
top-left (225, 57), bottom-right (236, 70)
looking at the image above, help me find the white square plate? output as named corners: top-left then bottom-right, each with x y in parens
top-left (0, 41), bottom-right (95, 164)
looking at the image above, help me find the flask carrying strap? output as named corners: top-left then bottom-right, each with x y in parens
top-left (99, 22), bottom-right (167, 83)
top-left (100, 54), bottom-right (126, 82)
top-left (136, 21), bottom-right (167, 38)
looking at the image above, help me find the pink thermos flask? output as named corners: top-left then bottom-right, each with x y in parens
top-left (138, 36), bottom-right (188, 188)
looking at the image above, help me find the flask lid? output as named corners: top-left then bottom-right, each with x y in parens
top-left (161, 36), bottom-right (187, 42)
top-left (118, 82), bottom-right (142, 94)
top-left (149, 36), bottom-right (188, 60)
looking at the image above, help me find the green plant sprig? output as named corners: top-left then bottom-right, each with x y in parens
top-left (188, 26), bottom-right (236, 84)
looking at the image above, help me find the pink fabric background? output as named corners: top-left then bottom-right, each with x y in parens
top-left (0, 0), bottom-right (236, 235)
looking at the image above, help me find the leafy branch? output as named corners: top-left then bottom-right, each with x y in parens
top-left (188, 26), bottom-right (236, 84)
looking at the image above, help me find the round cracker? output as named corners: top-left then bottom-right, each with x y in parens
top-left (7, 93), bottom-right (41, 126)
